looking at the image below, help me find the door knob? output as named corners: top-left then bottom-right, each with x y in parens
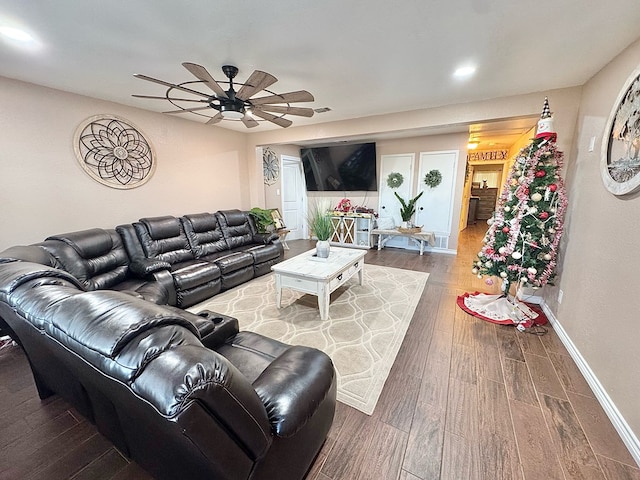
top-left (420, 207), bottom-right (424, 210)
top-left (381, 206), bottom-right (386, 209)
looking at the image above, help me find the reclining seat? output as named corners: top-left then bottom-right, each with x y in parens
top-left (127, 216), bottom-right (222, 308)
top-left (0, 259), bottom-right (337, 480)
top-left (181, 212), bottom-right (256, 291)
top-left (216, 209), bottom-right (284, 279)
top-left (39, 228), bottom-right (173, 305)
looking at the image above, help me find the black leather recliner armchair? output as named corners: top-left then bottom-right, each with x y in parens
top-left (0, 260), bottom-right (336, 480)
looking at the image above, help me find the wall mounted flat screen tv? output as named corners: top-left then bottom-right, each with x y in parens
top-left (300, 142), bottom-right (377, 191)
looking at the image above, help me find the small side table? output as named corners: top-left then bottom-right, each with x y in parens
top-left (276, 228), bottom-right (290, 250)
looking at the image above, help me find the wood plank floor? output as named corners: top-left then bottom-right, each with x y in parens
top-left (1, 224), bottom-right (638, 479)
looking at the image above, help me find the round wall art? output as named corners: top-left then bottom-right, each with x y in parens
top-left (263, 147), bottom-right (279, 185)
top-left (74, 114), bottom-right (156, 189)
top-left (601, 66), bottom-right (640, 196)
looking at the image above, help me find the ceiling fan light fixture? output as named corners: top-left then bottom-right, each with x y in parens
top-left (220, 107), bottom-right (245, 120)
top-left (135, 63), bottom-right (314, 128)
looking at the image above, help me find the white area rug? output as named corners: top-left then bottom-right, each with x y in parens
top-left (190, 264), bottom-right (429, 415)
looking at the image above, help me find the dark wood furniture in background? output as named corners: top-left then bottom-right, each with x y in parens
top-left (471, 187), bottom-right (499, 220)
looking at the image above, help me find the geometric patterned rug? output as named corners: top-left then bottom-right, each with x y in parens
top-left (189, 265), bottom-right (429, 415)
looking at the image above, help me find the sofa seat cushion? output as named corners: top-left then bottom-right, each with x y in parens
top-left (213, 252), bottom-right (254, 275)
top-left (216, 331), bottom-right (291, 383)
top-left (172, 262), bottom-right (221, 291)
top-left (245, 244), bottom-right (282, 264)
top-left (111, 278), bottom-right (171, 305)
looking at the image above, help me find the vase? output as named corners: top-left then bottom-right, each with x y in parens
top-left (316, 240), bottom-right (330, 258)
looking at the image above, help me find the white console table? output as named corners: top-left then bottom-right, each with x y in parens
top-left (371, 229), bottom-right (436, 256)
top-left (329, 213), bottom-right (373, 249)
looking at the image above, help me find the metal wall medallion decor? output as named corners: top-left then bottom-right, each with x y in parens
top-left (263, 147), bottom-right (279, 185)
top-left (74, 115), bottom-right (156, 189)
top-left (601, 66), bottom-right (640, 196)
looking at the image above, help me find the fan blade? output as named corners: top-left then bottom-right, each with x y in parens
top-left (250, 90), bottom-right (314, 106)
top-left (242, 114), bottom-right (259, 128)
top-left (182, 62), bottom-right (228, 99)
top-left (235, 70), bottom-right (277, 101)
top-left (134, 74), bottom-right (211, 99)
top-left (206, 113), bottom-right (224, 125)
top-left (132, 94), bottom-right (208, 103)
top-left (256, 105), bottom-right (314, 117)
top-left (251, 109), bottom-right (292, 128)
top-left (162, 106), bottom-right (213, 114)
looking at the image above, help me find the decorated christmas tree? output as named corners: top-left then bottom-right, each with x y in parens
top-left (459, 98), bottom-right (568, 329)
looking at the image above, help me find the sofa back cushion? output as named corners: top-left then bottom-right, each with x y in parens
top-left (134, 216), bottom-right (194, 265)
top-left (181, 213), bottom-right (229, 258)
top-left (42, 228), bottom-right (130, 291)
top-left (216, 210), bottom-right (254, 249)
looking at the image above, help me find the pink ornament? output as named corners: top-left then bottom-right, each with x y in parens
top-left (485, 278), bottom-right (494, 286)
top-left (535, 170), bottom-right (546, 178)
top-left (549, 183), bottom-right (557, 192)
top-left (539, 211), bottom-right (549, 220)
top-left (502, 226), bottom-right (510, 233)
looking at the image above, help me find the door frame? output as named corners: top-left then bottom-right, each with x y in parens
top-left (281, 155), bottom-right (308, 239)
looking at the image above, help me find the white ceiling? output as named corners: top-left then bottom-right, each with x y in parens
top-left (1, 0), bottom-right (639, 148)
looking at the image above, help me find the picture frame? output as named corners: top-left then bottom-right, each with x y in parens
top-left (601, 65), bottom-right (640, 196)
top-left (271, 209), bottom-right (286, 230)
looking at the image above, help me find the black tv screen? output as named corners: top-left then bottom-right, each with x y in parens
top-left (300, 142), bottom-right (377, 191)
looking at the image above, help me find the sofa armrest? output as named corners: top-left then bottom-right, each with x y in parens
top-left (252, 233), bottom-right (279, 245)
top-left (129, 258), bottom-right (171, 276)
top-left (165, 308), bottom-right (240, 349)
top-left (132, 344), bottom-right (273, 459)
top-left (252, 346), bottom-right (335, 438)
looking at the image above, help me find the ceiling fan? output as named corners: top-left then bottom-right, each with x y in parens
top-left (133, 63), bottom-right (315, 128)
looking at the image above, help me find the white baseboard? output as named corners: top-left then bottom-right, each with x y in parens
top-left (540, 302), bottom-right (640, 467)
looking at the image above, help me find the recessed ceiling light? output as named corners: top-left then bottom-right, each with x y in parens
top-left (0, 26), bottom-right (35, 43)
top-left (454, 65), bottom-right (476, 79)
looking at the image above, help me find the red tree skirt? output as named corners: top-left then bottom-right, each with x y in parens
top-left (457, 292), bottom-right (548, 328)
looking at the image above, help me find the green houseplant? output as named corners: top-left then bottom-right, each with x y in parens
top-left (249, 207), bottom-right (276, 233)
top-left (308, 203), bottom-right (334, 258)
top-left (394, 191), bottom-right (424, 225)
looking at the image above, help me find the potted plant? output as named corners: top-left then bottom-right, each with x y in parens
top-left (394, 191), bottom-right (424, 228)
top-left (249, 207), bottom-right (276, 233)
top-left (308, 202), bottom-right (334, 258)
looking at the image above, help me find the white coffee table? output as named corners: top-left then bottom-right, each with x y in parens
top-left (271, 247), bottom-right (366, 320)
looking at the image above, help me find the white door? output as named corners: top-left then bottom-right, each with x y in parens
top-left (414, 150), bottom-right (459, 248)
top-left (378, 154), bottom-right (415, 248)
top-left (281, 156), bottom-right (307, 240)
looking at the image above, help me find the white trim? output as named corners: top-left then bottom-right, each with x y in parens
top-left (540, 301), bottom-right (640, 466)
top-left (281, 155), bottom-right (307, 239)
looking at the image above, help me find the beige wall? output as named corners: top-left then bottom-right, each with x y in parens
top-left (547, 37), bottom-right (640, 437)
top-left (0, 76), bottom-right (248, 250)
top-left (262, 144), bottom-right (301, 211)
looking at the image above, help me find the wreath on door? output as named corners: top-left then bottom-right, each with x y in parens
top-left (424, 169), bottom-right (443, 188)
top-left (386, 172), bottom-right (404, 188)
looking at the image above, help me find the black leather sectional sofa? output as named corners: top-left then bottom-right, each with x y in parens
top-left (0, 209), bottom-right (337, 480)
